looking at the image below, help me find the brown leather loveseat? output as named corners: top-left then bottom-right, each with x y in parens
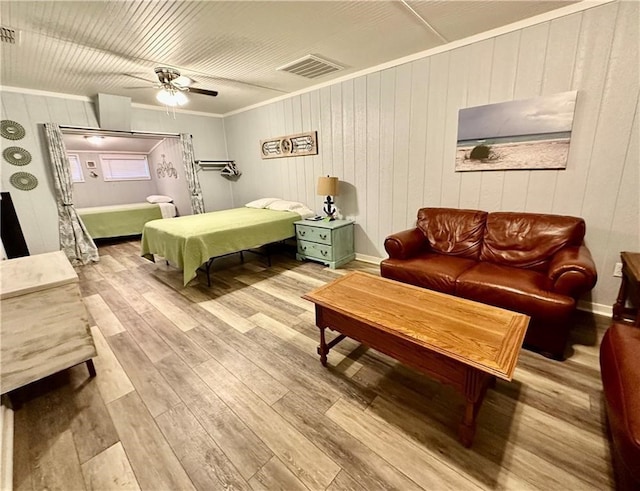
top-left (381, 207), bottom-right (597, 359)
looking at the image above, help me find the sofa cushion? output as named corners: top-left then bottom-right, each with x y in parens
top-left (600, 323), bottom-right (640, 486)
top-left (456, 262), bottom-right (575, 320)
top-left (381, 253), bottom-right (477, 294)
top-left (417, 208), bottom-right (487, 260)
top-left (480, 212), bottom-right (586, 272)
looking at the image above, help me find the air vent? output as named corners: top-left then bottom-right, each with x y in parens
top-left (0, 27), bottom-right (19, 44)
top-left (277, 55), bottom-right (343, 79)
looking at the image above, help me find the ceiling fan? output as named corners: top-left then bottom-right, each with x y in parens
top-left (149, 67), bottom-right (218, 106)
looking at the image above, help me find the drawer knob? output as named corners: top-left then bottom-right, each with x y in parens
top-left (319, 234), bottom-right (327, 240)
top-left (302, 246), bottom-right (307, 251)
top-left (321, 250), bottom-right (328, 256)
top-left (299, 230), bottom-right (306, 236)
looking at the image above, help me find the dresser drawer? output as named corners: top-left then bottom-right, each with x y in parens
top-left (296, 224), bottom-right (332, 245)
top-left (297, 240), bottom-right (334, 261)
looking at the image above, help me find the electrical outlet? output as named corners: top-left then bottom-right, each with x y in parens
top-left (613, 262), bottom-right (623, 277)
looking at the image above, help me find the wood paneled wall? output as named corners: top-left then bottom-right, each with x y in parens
top-left (70, 151), bottom-right (160, 208)
top-left (0, 94), bottom-right (231, 255)
top-left (224, 1), bottom-right (639, 309)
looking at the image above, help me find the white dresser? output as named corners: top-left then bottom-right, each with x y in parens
top-left (0, 251), bottom-right (97, 398)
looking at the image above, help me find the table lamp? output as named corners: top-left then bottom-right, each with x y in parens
top-left (317, 176), bottom-right (339, 220)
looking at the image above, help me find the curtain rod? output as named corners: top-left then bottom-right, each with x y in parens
top-left (59, 125), bottom-right (183, 139)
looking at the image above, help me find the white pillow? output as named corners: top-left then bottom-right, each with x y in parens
top-left (266, 199), bottom-right (303, 212)
top-left (267, 200), bottom-right (316, 218)
top-left (291, 204), bottom-right (316, 219)
top-left (245, 197), bottom-right (281, 209)
top-left (146, 195), bottom-right (173, 203)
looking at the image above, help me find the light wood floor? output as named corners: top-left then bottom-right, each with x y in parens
top-left (12, 239), bottom-right (614, 490)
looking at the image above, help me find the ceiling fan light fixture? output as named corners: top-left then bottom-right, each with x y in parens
top-left (84, 135), bottom-right (105, 145)
top-left (156, 88), bottom-right (188, 107)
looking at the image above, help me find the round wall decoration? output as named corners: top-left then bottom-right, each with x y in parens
top-left (3, 146), bottom-right (32, 166)
top-left (9, 172), bottom-right (38, 191)
top-left (1, 120), bottom-right (26, 140)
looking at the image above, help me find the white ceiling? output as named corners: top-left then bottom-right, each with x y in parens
top-left (1, 1), bottom-right (578, 115)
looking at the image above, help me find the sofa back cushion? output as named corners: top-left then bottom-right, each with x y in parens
top-left (480, 212), bottom-right (586, 271)
top-left (417, 208), bottom-right (487, 260)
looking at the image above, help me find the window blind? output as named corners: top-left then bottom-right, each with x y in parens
top-left (100, 154), bottom-right (151, 181)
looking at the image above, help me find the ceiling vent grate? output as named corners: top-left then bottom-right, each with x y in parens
top-left (277, 55), bottom-right (343, 79)
top-left (0, 27), bottom-right (19, 44)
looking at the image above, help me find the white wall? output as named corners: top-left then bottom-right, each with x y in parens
top-left (148, 139), bottom-right (190, 216)
top-left (70, 151), bottom-right (160, 208)
top-left (0, 94), bottom-right (231, 254)
top-left (224, 1), bottom-right (639, 309)
top-left (130, 107), bottom-right (236, 214)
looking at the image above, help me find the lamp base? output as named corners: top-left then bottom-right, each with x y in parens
top-left (323, 196), bottom-right (336, 220)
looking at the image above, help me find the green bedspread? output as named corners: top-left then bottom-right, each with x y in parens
top-left (79, 203), bottom-right (163, 239)
top-left (141, 207), bottom-right (300, 285)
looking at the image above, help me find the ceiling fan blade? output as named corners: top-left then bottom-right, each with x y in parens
top-left (174, 75), bottom-right (194, 87)
top-left (188, 87), bottom-right (219, 97)
top-left (123, 73), bottom-right (157, 84)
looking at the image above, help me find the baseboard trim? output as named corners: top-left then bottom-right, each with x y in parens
top-left (577, 300), bottom-right (612, 317)
top-left (354, 253), bottom-right (382, 265)
top-left (352, 254), bottom-right (611, 317)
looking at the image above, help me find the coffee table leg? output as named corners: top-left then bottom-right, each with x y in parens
top-left (318, 326), bottom-right (328, 366)
top-left (460, 400), bottom-right (479, 447)
top-left (459, 370), bottom-right (492, 447)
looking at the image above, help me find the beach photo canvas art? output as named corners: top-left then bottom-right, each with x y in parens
top-left (455, 91), bottom-right (577, 171)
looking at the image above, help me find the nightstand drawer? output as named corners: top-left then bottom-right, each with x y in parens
top-left (296, 224), bottom-right (332, 245)
top-left (297, 240), bottom-right (334, 261)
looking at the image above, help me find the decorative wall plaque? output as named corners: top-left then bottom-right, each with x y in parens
top-left (10, 172), bottom-right (38, 191)
top-left (260, 131), bottom-right (317, 159)
top-left (3, 146), bottom-right (32, 166)
top-left (1, 120), bottom-right (26, 140)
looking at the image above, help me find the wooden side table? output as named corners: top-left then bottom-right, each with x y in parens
top-left (613, 251), bottom-right (640, 326)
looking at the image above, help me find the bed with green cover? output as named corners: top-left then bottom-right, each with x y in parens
top-left (141, 207), bottom-right (302, 285)
top-left (78, 202), bottom-right (176, 239)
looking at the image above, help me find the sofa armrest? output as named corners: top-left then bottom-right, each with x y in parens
top-left (384, 228), bottom-right (428, 259)
top-left (548, 245), bottom-right (597, 297)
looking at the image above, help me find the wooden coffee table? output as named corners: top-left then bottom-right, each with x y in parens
top-left (302, 271), bottom-right (529, 447)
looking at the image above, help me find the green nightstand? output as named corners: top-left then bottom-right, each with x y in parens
top-left (294, 219), bottom-right (355, 269)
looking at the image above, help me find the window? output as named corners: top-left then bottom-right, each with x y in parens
top-left (100, 154), bottom-right (151, 181)
top-left (68, 154), bottom-right (84, 182)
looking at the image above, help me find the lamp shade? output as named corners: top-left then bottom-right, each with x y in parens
top-left (317, 176), bottom-right (339, 196)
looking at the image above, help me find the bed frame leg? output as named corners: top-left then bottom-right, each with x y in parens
top-left (205, 258), bottom-right (213, 287)
top-left (240, 251), bottom-right (244, 263)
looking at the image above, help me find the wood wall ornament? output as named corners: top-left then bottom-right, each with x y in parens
top-left (9, 172), bottom-right (38, 191)
top-left (260, 131), bottom-right (317, 159)
top-left (1, 120), bottom-right (26, 140)
top-left (3, 147), bottom-right (32, 166)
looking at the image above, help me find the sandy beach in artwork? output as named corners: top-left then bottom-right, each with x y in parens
top-left (455, 138), bottom-right (570, 171)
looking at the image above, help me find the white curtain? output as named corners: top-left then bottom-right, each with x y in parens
top-left (180, 133), bottom-right (205, 214)
top-left (43, 123), bottom-right (99, 264)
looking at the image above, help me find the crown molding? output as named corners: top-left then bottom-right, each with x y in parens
top-left (0, 86), bottom-right (223, 118)
top-left (130, 102), bottom-right (223, 118)
top-left (0, 85), bottom-right (92, 101)
top-left (224, 0), bottom-right (614, 117)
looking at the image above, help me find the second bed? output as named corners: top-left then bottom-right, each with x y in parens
top-left (141, 206), bottom-right (303, 285)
